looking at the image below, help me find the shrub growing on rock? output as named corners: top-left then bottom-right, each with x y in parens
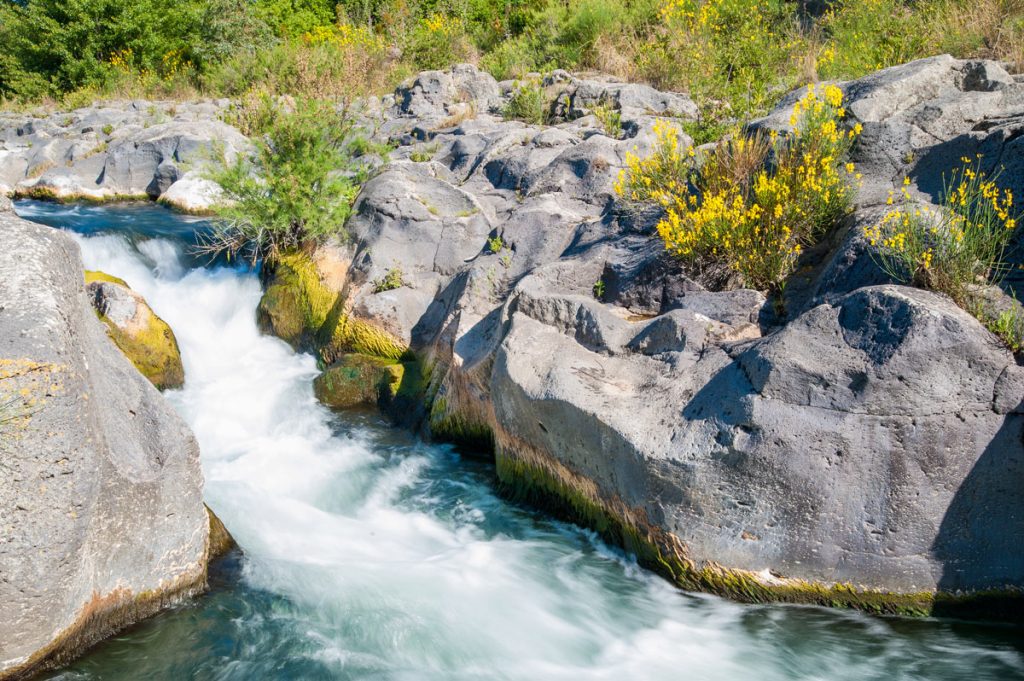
top-left (503, 80), bottom-right (548, 125)
top-left (864, 158), bottom-right (1018, 305)
top-left (617, 85), bottom-right (860, 291)
top-left (207, 96), bottom-right (375, 263)
top-left (372, 267), bottom-right (407, 293)
top-left (406, 13), bottom-right (475, 70)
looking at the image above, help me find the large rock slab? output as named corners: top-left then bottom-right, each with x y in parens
top-left (0, 206), bottom-right (215, 678)
top-left (493, 282), bottom-right (1024, 608)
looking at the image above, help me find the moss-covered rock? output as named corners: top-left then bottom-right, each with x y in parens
top-left (257, 250), bottom-right (406, 365)
top-left (314, 354), bottom-right (403, 409)
top-left (205, 505), bottom-right (236, 562)
top-left (493, 428), bottom-right (1024, 621)
top-left (423, 356), bottom-right (495, 455)
top-left (84, 270), bottom-right (185, 390)
top-left (429, 394), bottom-right (494, 453)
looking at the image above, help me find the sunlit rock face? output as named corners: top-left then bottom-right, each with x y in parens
top-left (0, 101), bottom-right (246, 212)
top-left (0, 202), bottom-right (213, 679)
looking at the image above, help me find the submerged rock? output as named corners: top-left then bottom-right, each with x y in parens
top-left (0, 207), bottom-right (220, 678)
top-left (85, 271), bottom-right (185, 390)
top-left (314, 353), bottom-right (403, 409)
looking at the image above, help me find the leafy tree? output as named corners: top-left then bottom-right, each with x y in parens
top-left (0, 0), bottom-right (271, 99)
top-left (253, 0), bottom-right (336, 36)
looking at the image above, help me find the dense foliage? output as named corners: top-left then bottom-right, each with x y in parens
top-left (205, 96), bottom-right (380, 263)
top-left (2, 0), bottom-right (1022, 122)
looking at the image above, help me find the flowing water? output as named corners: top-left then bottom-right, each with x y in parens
top-left (15, 200), bottom-right (1024, 681)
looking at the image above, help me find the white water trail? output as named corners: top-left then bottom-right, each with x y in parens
top-left (58, 223), bottom-right (1023, 681)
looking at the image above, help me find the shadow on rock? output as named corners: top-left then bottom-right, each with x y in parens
top-left (931, 412), bottom-right (1024, 619)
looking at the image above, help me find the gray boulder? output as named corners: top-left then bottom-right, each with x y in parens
top-left (492, 284), bottom-right (1023, 607)
top-left (0, 211), bottom-right (217, 678)
top-left (0, 101), bottom-right (246, 212)
top-left (393, 64), bottom-right (503, 121)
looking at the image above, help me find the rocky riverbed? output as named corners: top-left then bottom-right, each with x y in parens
top-left (1, 54), bottom-right (1023, 677)
top-left (258, 56), bottom-right (1024, 616)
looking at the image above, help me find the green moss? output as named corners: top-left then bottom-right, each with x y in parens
top-left (98, 309), bottom-right (184, 390)
top-left (88, 273), bottom-right (184, 390)
top-left (313, 353), bottom-right (402, 408)
top-left (495, 441), bottom-right (1024, 621)
top-left (429, 394), bottom-right (495, 453)
top-left (12, 187), bottom-right (150, 203)
top-left (393, 357), bottom-right (431, 402)
top-left (257, 251), bottom-right (406, 364)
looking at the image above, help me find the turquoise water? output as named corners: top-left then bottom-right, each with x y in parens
top-left (17, 200), bottom-right (1024, 681)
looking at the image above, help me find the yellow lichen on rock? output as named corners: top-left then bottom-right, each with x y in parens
top-left (84, 271), bottom-right (185, 391)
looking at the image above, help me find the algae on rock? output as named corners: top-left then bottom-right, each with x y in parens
top-left (256, 250), bottom-right (407, 365)
top-left (314, 354), bottom-right (403, 409)
top-left (85, 271), bottom-right (185, 390)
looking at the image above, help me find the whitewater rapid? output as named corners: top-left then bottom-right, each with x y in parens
top-left (16, 202), bottom-right (1023, 681)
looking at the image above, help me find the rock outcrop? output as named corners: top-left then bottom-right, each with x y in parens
top-left (285, 60), bottom-right (1024, 617)
top-left (85, 271), bottom-right (185, 390)
top-left (0, 100), bottom-right (245, 212)
top-left (0, 203), bottom-right (218, 679)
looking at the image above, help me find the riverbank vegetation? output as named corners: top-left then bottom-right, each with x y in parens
top-left (616, 85), bottom-right (859, 291)
top-left (1, 0), bottom-right (1022, 126)
top-left (204, 96), bottom-right (383, 263)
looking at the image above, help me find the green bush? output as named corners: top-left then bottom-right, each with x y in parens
top-left (864, 159), bottom-right (1019, 304)
top-left (207, 96), bottom-right (377, 263)
top-left (817, 0), bottom-right (929, 80)
top-left (372, 267), bottom-right (407, 292)
top-left (405, 13), bottom-right (475, 70)
top-left (205, 25), bottom-right (396, 100)
top-left (254, 0), bottom-right (335, 37)
top-left (504, 80), bottom-right (547, 125)
top-left (592, 102), bottom-right (622, 138)
top-left (479, 38), bottom-right (541, 81)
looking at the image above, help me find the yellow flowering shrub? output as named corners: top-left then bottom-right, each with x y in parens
top-left (302, 24), bottom-right (388, 52)
top-left (864, 157), bottom-right (1018, 303)
top-left (616, 84), bottom-right (860, 291)
top-left (408, 13), bottom-right (474, 69)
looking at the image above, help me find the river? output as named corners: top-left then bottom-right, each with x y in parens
top-left (16, 200), bottom-right (1024, 681)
